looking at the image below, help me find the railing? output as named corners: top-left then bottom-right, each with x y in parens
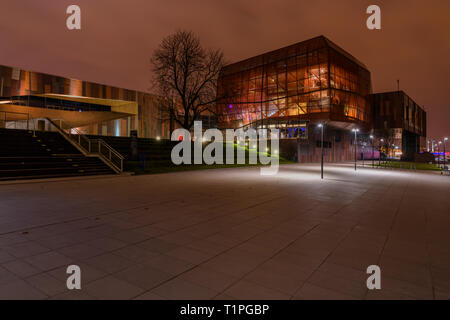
top-left (0, 111), bottom-right (35, 133)
top-left (66, 126), bottom-right (92, 153)
top-left (90, 139), bottom-right (124, 173)
top-left (45, 118), bottom-right (124, 173)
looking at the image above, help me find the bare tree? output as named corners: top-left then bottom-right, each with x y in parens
top-left (151, 30), bottom-right (225, 131)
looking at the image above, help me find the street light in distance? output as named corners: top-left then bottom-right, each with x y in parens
top-left (444, 137), bottom-right (448, 171)
top-left (352, 128), bottom-right (359, 171)
top-left (370, 135), bottom-right (374, 167)
top-left (379, 138), bottom-right (384, 166)
top-left (318, 123), bottom-right (325, 179)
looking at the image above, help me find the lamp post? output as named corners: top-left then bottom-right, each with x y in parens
top-left (444, 137), bottom-right (448, 171)
top-left (318, 123), bottom-right (324, 179)
top-left (370, 135), bottom-right (374, 167)
top-left (362, 145), bottom-right (365, 167)
top-left (435, 143), bottom-right (438, 165)
top-left (438, 141), bottom-right (442, 168)
top-left (352, 128), bottom-right (359, 171)
top-left (379, 138), bottom-right (384, 166)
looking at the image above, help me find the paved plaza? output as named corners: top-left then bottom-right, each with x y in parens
top-left (0, 163), bottom-right (449, 300)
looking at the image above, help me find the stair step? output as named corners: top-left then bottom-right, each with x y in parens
top-left (0, 171), bottom-right (114, 182)
top-left (0, 128), bottom-right (118, 180)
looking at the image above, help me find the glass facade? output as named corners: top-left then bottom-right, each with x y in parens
top-left (217, 36), bottom-right (372, 129)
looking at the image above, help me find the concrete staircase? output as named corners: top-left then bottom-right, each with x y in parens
top-left (0, 129), bottom-right (115, 181)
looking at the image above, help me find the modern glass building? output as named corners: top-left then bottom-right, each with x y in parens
top-left (216, 35), bottom-right (373, 162)
top-left (217, 36), bottom-right (372, 131)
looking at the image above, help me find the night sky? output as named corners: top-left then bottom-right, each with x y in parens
top-left (1, 0), bottom-right (449, 139)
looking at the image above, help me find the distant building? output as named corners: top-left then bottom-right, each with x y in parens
top-left (370, 91), bottom-right (427, 160)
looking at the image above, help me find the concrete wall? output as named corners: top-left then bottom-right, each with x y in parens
top-left (279, 126), bottom-right (359, 163)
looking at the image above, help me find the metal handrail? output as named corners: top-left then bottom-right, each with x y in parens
top-left (45, 118), bottom-right (124, 173)
top-left (90, 138), bottom-right (124, 172)
top-left (90, 138), bottom-right (123, 158)
top-left (67, 126), bottom-right (92, 153)
top-left (0, 111), bottom-right (35, 134)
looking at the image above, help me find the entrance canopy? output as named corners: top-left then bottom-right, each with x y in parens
top-left (0, 94), bottom-right (138, 128)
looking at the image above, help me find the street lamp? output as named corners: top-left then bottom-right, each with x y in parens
top-left (362, 143), bottom-right (366, 167)
top-left (352, 128), bottom-right (359, 171)
top-left (370, 135), bottom-right (374, 167)
top-left (435, 143), bottom-right (438, 164)
top-left (438, 141), bottom-right (442, 168)
top-left (379, 138), bottom-right (384, 166)
top-left (318, 123), bottom-right (325, 179)
top-left (444, 137), bottom-right (448, 171)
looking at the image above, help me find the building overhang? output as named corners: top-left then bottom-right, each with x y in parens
top-left (0, 94), bottom-right (138, 128)
top-left (36, 94), bottom-right (138, 115)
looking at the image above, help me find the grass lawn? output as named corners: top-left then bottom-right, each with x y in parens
top-left (372, 161), bottom-right (442, 171)
top-left (125, 143), bottom-right (295, 175)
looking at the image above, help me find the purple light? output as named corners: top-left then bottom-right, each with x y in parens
top-left (229, 104), bottom-right (233, 109)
